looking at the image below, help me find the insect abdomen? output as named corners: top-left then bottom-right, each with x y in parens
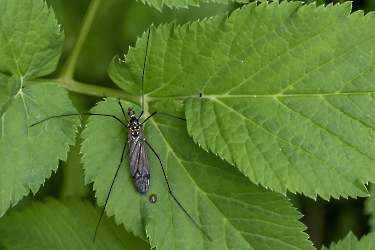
top-left (128, 124), bottom-right (150, 194)
top-left (133, 171), bottom-right (150, 194)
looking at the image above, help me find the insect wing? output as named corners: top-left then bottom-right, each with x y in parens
top-left (128, 125), bottom-right (150, 194)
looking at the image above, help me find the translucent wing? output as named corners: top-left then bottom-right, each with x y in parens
top-left (128, 125), bottom-right (150, 194)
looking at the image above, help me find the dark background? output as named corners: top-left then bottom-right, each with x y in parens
top-left (15, 1), bottom-right (375, 249)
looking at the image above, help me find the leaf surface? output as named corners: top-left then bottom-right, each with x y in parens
top-left (0, 83), bottom-right (79, 217)
top-left (321, 231), bottom-right (375, 250)
top-left (0, 197), bottom-right (150, 250)
top-left (0, 0), bottom-right (75, 217)
top-left (0, 73), bottom-right (20, 118)
top-left (142, 0), bottom-right (251, 10)
top-left (0, 0), bottom-right (64, 79)
top-left (184, 1), bottom-right (375, 200)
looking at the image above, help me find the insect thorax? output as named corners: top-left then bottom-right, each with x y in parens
top-left (128, 114), bottom-right (141, 138)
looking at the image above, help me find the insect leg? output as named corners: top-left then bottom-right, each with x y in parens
top-left (141, 112), bottom-right (186, 125)
top-left (29, 113), bottom-right (127, 127)
top-left (93, 139), bottom-right (128, 242)
top-left (140, 27), bottom-right (151, 119)
top-left (118, 99), bottom-right (129, 122)
top-left (143, 140), bottom-right (212, 242)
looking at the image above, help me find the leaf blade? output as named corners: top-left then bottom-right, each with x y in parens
top-left (0, 0), bottom-right (64, 79)
top-left (0, 82), bottom-right (80, 217)
top-left (0, 73), bottom-right (20, 118)
top-left (0, 198), bottom-right (150, 249)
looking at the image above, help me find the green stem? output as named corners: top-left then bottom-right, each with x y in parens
top-left (60, 0), bottom-right (103, 80)
top-left (30, 78), bottom-right (140, 106)
top-left (57, 79), bottom-right (140, 104)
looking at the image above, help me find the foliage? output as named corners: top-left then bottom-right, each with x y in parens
top-left (1, 0), bottom-right (375, 249)
top-left (321, 231), bottom-right (375, 250)
top-left (0, 197), bottom-right (150, 249)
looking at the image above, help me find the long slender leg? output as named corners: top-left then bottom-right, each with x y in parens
top-left (140, 27), bottom-right (151, 119)
top-left (141, 112), bottom-right (186, 125)
top-left (29, 113), bottom-right (127, 127)
top-left (118, 99), bottom-right (128, 122)
top-left (144, 140), bottom-right (212, 242)
top-left (93, 140), bottom-right (128, 242)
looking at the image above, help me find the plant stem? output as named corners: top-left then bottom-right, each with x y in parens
top-left (56, 79), bottom-right (140, 104)
top-left (30, 78), bottom-right (140, 106)
top-left (60, 0), bottom-right (103, 80)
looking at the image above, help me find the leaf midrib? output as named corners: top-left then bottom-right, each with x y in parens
top-left (211, 97), bottom-right (372, 195)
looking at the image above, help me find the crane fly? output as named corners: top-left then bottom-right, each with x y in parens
top-left (29, 27), bottom-right (212, 242)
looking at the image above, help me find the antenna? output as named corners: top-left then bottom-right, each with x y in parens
top-left (140, 26), bottom-right (151, 117)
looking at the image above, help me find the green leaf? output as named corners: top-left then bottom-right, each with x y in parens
top-left (357, 232), bottom-right (375, 250)
top-left (0, 197), bottom-right (150, 250)
top-left (321, 231), bottom-right (375, 250)
top-left (0, 0), bottom-right (64, 79)
top-left (0, 83), bottom-right (79, 217)
top-left (191, 1), bottom-right (375, 200)
top-left (321, 231), bottom-right (358, 250)
top-left (0, 73), bottom-right (20, 118)
top-left (142, 0), bottom-right (248, 10)
top-left (111, 1), bottom-right (375, 200)
top-left (81, 97), bottom-right (313, 250)
top-left (0, 0), bottom-right (74, 217)
top-left (185, 1), bottom-right (375, 200)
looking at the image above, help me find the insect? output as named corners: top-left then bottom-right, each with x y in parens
top-left (30, 27), bottom-right (212, 242)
